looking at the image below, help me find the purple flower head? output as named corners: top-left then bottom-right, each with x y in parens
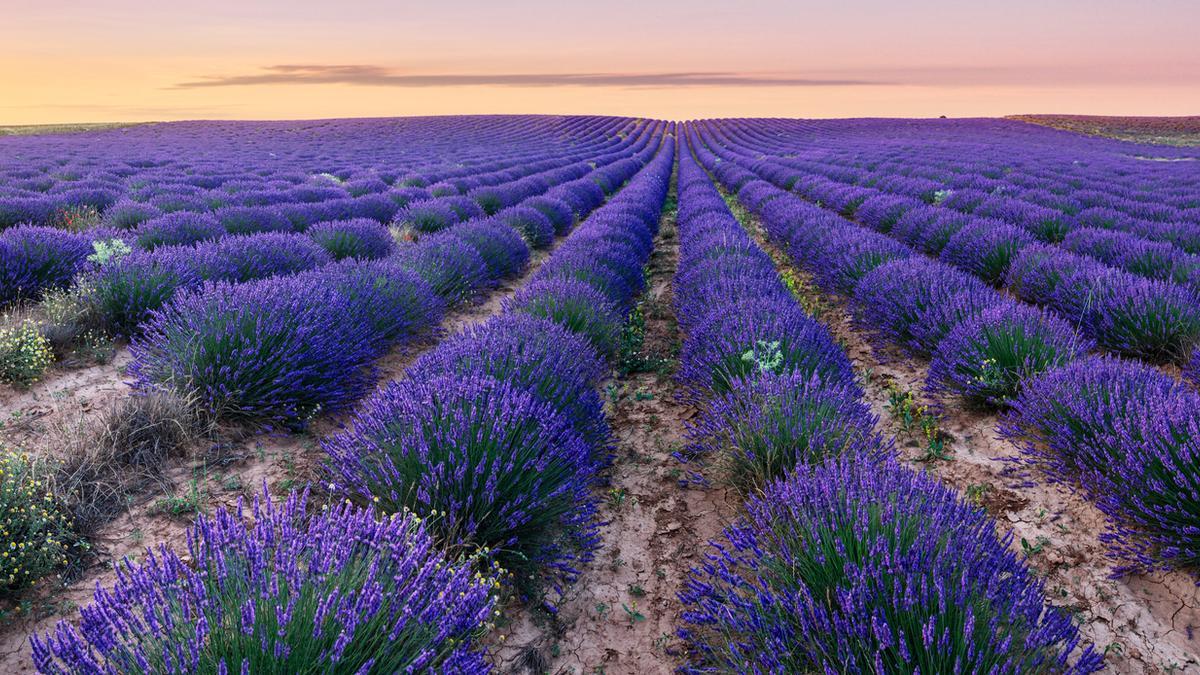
top-left (307, 218), bottom-right (395, 260)
top-left (31, 488), bottom-right (497, 673)
top-left (323, 372), bottom-right (601, 602)
top-left (928, 303), bottom-right (1092, 408)
top-left (505, 278), bottom-right (624, 357)
top-left (678, 457), bottom-right (1102, 673)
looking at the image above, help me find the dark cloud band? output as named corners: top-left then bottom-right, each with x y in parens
top-left (175, 65), bottom-right (882, 89)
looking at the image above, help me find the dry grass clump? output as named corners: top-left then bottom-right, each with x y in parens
top-left (53, 390), bottom-right (212, 538)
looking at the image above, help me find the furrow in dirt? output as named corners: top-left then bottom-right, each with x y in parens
top-left (494, 183), bottom-right (736, 675)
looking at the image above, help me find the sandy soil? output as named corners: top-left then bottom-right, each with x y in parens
top-left (740, 212), bottom-right (1200, 674)
top-left (0, 244), bottom-right (561, 672)
top-left (0, 350), bottom-right (133, 450)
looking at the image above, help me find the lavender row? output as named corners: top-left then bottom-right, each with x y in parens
top-left (326, 134), bottom-right (672, 607)
top-left (32, 489), bottom-right (501, 673)
top-left (672, 134), bottom-right (867, 491)
top-left (125, 130), bottom-right (664, 427)
top-left (692, 127), bottom-right (1200, 585)
top-left (693, 134), bottom-right (1091, 407)
top-left (673, 131), bottom-right (1100, 673)
top-left (0, 120), bottom-right (659, 313)
top-left (699, 118), bottom-right (1200, 294)
top-left (0, 116), bottom-right (640, 231)
top-left (29, 129), bottom-right (674, 674)
top-left (696, 122), bottom-right (1200, 368)
top-left (700, 118), bottom-right (1200, 241)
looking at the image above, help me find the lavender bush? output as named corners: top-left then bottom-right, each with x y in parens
top-left (323, 373), bottom-right (601, 600)
top-left (940, 219), bottom-right (1036, 286)
top-left (678, 457), bottom-right (1102, 673)
top-left (131, 276), bottom-right (379, 426)
top-left (306, 218), bottom-right (395, 260)
top-left (505, 278), bottom-right (623, 357)
top-left (679, 299), bottom-right (856, 399)
top-left (928, 304), bottom-right (1091, 408)
top-left (134, 212), bottom-right (224, 250)
top-left (31, 489), bottom-right (498, 674)
top-left (404, 314), bottom-right (611, 453)
top-left (687, 371), bottom-right (886, 493)
top-left (0, 226), bottom-right (94, 305)
top-left (1004, 356), bottom-right (1200, 576)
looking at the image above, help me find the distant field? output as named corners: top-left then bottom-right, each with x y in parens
top-left (0, 122), bottom-right (147, 136)
top-left (1010, 114), bottom-right (1200, 146)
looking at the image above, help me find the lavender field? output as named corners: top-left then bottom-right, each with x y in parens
top-left (1, 115), bottom-right (1198, 673)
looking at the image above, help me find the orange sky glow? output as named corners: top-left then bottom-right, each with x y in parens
top-left (2, 0), bottom-right (1197, 123)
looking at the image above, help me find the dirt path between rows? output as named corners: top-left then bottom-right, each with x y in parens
top-left (494, 184), bottom-right (737, 674)
top-left (730, 200), bottom-right (1200, 674)
top-left (0, 241), bottom-right (563, 672)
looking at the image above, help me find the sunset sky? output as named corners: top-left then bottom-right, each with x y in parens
top-left (3, 0), bottom-right (1198, 124)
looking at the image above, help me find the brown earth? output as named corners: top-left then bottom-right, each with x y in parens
top-left (1008, 115), bottom-right (1200, 148)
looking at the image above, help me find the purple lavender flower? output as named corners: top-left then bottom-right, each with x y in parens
top-left (392, 201), bottom-right (460, 235)
top-left (307, 218), bottom-right (395, 260)
top-left (323, 372), bottom-right (601, 601)
top-left (1005, 356), bottom-right (1200, 576)
top-left (0, 225), bottom-right (93, 304)
top-left (31, 489), bottom-right (497, 674)
top-left (928, 303), bottom-right (1092, 408)
top-left (678, 457), bottom-right (1102, 673)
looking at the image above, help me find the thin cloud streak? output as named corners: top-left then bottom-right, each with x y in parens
top-left (175, 65), bottom-right (885, 89)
